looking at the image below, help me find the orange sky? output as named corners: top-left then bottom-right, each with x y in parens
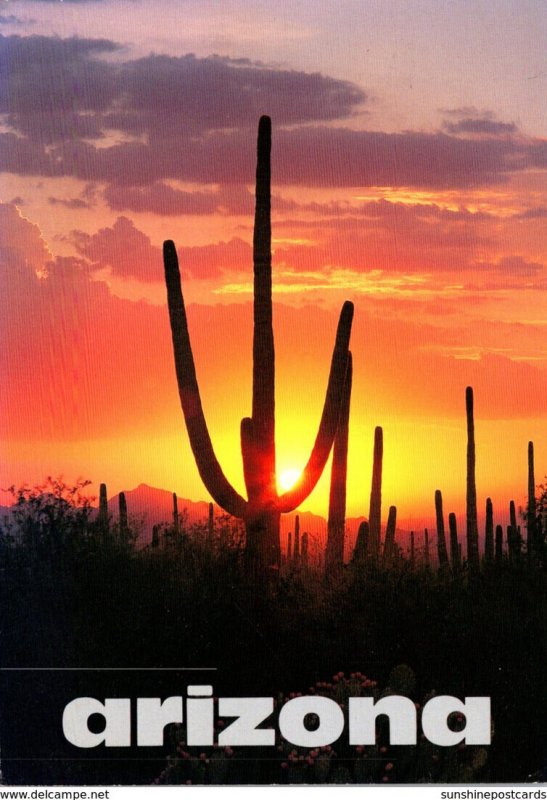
top-left (0, 1), bottom-right (546, 534)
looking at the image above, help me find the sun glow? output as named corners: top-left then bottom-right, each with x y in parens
top-left (278, 468), bottom-right (302, 492)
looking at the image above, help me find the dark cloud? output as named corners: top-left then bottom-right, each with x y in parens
top-left (71, 216), bottom-right (250, 281)
top-left (477, 255), bottom-right (544, 277)
top-left (104, 182), bottom-right (254, 216)
top-left (180, 238), bottom-right (252, 280)
top-left (73, 216), bottom-right (163, 283)
top-left (0, 35), bottom-right (120, 114)
top-left (0, 33), bottom-right (544, 193)
top-left (516, 207), bottom-right (547, 220)
top-left (0, 15), bottom-right (27, 25)
top-left (2, 121), bottom-right (538, 190)
top-left (49, 195), bottom-right (92, 209)
top-left (443, 118), bottom-right (518, 136)
top-left (270, 126), bottom-right (530, 189)
top-left (0, 35), bottom-right (363, 138)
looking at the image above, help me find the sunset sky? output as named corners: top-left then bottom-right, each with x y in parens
top-left (0, 0), bottom-right (546, 533)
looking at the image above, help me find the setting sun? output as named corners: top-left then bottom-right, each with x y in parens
top-left (278, 468), bottom-right (302, 492)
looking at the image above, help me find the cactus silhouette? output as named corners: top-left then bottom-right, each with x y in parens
top-left (287, 530), bottom-right (292, 563)
top-left (98, 482), bottom-right (108, 529)
top-left (207, 502), bottom-right (214, 547)
top-left (173, 492), bottom-right (179, 535)
top-left (424, 527), bottom-right (430, 569)
top-left (409, 530), bottom-right (415, 569)
top-left (448, 512), bottom-right (461, 571)
top-left (163, 117), bottom-right (353, 574)
top-left (465, 387), bottom-right (479, 568)
top-left (495, 524), bottom-right (503, 563)
top-left (151, 524), bottom-right (160, 549)
top-left (301, 530), bottom-right (309, 566)
top-left (368, 426), bottom-right (383, 559)
top-left (509, 499), bottom-right (517, 539)
top-left (434, 489), bottom-right (449, 568)
top-left (484, 497), bottom-right (494, 562)
top-left (352, 520), bottom-right (369, 564)
top-left (508, 500), bottom-right (520, 560)
top-left (325, 354), bottom-right (352, 574)
top-left (293, 514), bottom-right (300, 564)
top-left (527, 441), bottom-right (536, 558)
top-left (383, 505), bottom-right (397, 566)
top-left (118, 491), bottom-right (128, 539)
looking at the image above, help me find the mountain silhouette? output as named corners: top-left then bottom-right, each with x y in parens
top-left (106, 482), bottom-right (375, 556)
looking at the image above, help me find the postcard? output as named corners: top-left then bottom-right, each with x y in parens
top-left (0, 0), bottom-right (546, 786)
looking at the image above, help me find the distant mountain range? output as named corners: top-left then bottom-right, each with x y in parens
top-left (106, 483), bottom-right (399, 560)
top-left (0, 482), bottom-right (414, 562)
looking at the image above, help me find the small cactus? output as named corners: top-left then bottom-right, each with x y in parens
top-left (484, 498), bottom-right (494, 562)
top-left (424, 528), bottom-right (430, 569)
top-left (527, 441), bottom-right (536, 558)
top-left (118, 491), bottom-right (128, 539)
top-left (173, 492), bottom-right (180, 535)
top-left (207, 502), bottom-right (214, 547)
top-left (448, 512), bottom-right (461, 571)
top-left (301, 531), bottom-right (309, 566)
top-left (434, 490), bottom-right (449, 568)
top-left (352, 521), bottom-right (369, 564)
top-left (98, 482), bottom-right (108, 529)
top-left (383, 505), bottom-right (397, 567)
top-left (465, 387), bottom-right (479, 569)
top-left (368, 426), bottom-right (383, 560)
top-left (495, 524), bottom-right (503, 563)
top-left (293, 515), bottom-right (300, 563)
top-left (152, 523), bottom-right (160, 549)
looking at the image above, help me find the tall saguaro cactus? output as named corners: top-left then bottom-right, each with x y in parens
top-left (484, 497), bottom-right (494, 562)
top-left (465, 387), bottom-right (480, 569)
top-left (368, 426), bottom-right (383, 559)
top-left (98, 483), bottom-right (108, 529)
top-left (325, 354), bottom-right (353, 574)
top-left (527, 441), bottom-right (536, 559)
top-left (163, 117), bottom-right (353, 573)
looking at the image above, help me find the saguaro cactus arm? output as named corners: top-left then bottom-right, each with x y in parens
top-left (163, 240), bottom-right (247, 519)
top-left (277, 301), bottom-right (354, 513)
top-left (252, 116), bottom-right (276, 502)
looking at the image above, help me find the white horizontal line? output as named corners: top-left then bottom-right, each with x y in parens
top-left (0, 667), bottom-right (217, 671)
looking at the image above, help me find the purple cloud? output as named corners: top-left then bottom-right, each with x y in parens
top-left (0, 34), bottom-right (545, 194)
top-left (73, 216), bottom-right (163, 283)
top-left (104, 182), bottom-right (254, 216)
top-left (443, 118), bottom-right (518, 136)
